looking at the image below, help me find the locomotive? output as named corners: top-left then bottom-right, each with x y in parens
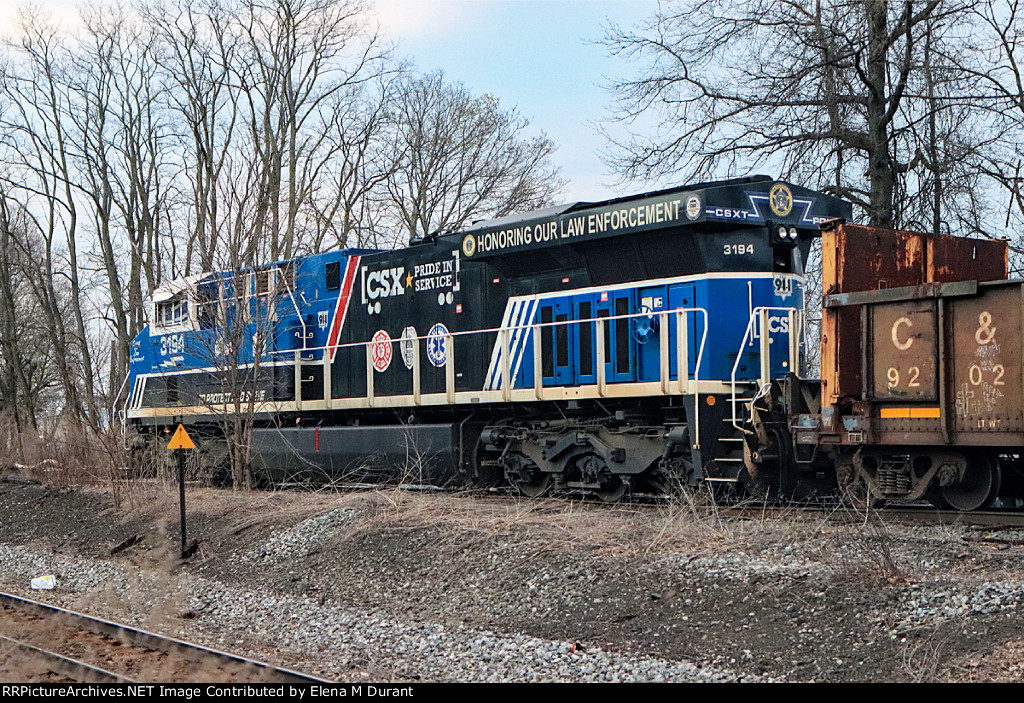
top-left (125, 175), bottom-right (853, 500)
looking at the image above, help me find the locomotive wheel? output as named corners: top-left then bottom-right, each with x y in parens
top-left (595, 478), bottom-right (628, 503)
top-left (941, 458), bottom-right (1001, 512)
top-left (516, 472), bottom-right (552, 498)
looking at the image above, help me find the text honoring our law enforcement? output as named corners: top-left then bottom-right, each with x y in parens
top-left (465, 198), bottom-right (683, 256)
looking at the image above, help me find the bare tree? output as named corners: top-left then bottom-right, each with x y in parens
top-left (942, 1), bottom-right (1024, 263)
top-left (232, 0), bottom-right (387, 261)
top-left (602, 0), bottom-right (982, 228)
top-left (0, 0), bottom-right (571, 452)
top-left (71, 4), bottom-right (171, 394)
top-left (0, 9), bottom-right (99, 426)
top-left (0, 189), bottom-right (61, 435)
top-left (383, 70), bottom-right (565, 244)
top-left (148, 0), bottom-right (241, 275)
top-left (304, 75), bottom-right (398, 252)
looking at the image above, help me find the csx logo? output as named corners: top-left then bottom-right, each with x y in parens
top-left (361, 266), bottom-right (405, 302)
top-left (752, 315), bottom-right (790, 344)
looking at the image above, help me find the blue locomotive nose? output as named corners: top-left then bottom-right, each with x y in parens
top-left (275, 318), bottom-right (305, 352)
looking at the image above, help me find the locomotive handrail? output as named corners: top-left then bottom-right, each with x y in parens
top-left (730, 306), bottom-right (801, 435)
top-left (264, 308), bottom-right (706, 356)
top-left (129, 308), bottom-right (714, 447)
top-left (112, 372), bottom-right (131, 443)
top-left (264, 308), bottom-right (709, 436)
top-left (125, 308), bottom-right (713, 420)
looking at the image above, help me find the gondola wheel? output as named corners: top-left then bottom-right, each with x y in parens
top-left (941, 457), bottom-right (1001, 512)
top-left (839, 471), bottom-right (884, 511)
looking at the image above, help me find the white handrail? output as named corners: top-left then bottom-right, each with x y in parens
top-left (136, 308), bottom-right (713, 448)
top-left (730, 306), bottom-right (800, 434)
top-left (111, 372), bottom-right (131, 443)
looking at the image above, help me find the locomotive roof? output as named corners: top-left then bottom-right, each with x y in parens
top-left (462, 175), bottom-right (777, 233)
top-left (448, 175), bottom-right (851, 260)
top-left (151, 273), bottom-right (208, 303)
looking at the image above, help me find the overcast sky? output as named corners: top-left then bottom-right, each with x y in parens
top-left (0, 0), bottom-right (661, 203)
top-left (370, 0), bottom-right (659, 202)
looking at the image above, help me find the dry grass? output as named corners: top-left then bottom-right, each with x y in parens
top-left (949, 637), bottom-right (1024, 682)
top-left (321, 484), bottom-right (832, 561)
top-left (2, 429), bottom-right (915, 590)
top-left (74, 477), bottom-right (888, 570)
top-left (805, 510), bottom-right (906, 586)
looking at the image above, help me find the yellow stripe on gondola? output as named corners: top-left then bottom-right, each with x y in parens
top-left (879, 407), bottom-right (941, 419)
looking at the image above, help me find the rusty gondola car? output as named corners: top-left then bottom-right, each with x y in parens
top-left (764, 222), bottom-right (1024, 510)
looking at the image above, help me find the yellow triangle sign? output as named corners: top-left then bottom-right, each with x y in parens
top-left (167, 424), bottom-right (196, 450)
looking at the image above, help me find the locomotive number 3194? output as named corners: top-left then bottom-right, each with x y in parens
top-left (723, 244), bottom-right (754, 255)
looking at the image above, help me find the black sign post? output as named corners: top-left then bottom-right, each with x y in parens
top-left (167, 424), bottom-right (196, 559)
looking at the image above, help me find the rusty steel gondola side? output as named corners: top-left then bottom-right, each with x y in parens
top-left (819, 222), bottom-right (1008, 409)
top-left (805, 222), bottom-right (1020, 509)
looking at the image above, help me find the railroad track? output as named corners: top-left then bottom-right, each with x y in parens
top-left (272, 480), bottom-right (1024, 529)
top-left (712, 502), bottom-right (1024, 529)
top-left (0, 591), bottom-right (332, 683)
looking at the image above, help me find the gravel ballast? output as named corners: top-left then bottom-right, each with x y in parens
top-left (1, 481), bottom-right (1024, 682)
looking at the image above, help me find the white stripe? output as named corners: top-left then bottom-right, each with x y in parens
top-left (509, 298), bottom-right (537, 389)
top-left (484, 299), bottom-right (517, 391)
top-left (503, 298), bottom-right (531, 389)
top-left (529, 271), bottom-right (802, 302)
top-left (132, 358), bottom-right (297, 379)
top-left (487, 296), bottom-right (535, 391)
top-left (127, 379), bottom-right (746, 420)
top-left (496, 298), bottom-right (524, 390)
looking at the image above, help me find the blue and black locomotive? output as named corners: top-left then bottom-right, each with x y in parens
top-left (126, 175), bottom-right (851, 499)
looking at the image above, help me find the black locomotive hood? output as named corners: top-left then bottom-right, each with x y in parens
top-left (451, 176), bottom-right (852, 261)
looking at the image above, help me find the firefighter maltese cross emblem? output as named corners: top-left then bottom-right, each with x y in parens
top-left (371, 330), bottom-right (392, 372)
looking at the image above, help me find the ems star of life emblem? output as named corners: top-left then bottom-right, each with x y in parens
top-left (427, 323), bottom-right (449, 367)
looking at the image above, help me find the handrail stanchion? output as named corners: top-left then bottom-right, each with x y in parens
top-left (533, 323), bottom-right (544, 400)
top-left (731, 311), bottom-right (757, 433)
top-left (692, 309), bottom-right (707, 450)
top-left (294, 349), bottom-right (302, 411)
top-left (445, 334), bottom-right (455, 403)
top-left (676, 310), bottom-right (688, 394)
top-left (323, 345), bottom-right (332, 408)
top-left (788, 309), bottom-right (799, 377)
top-left (758, 307), bottom-right (771, 387)
top-left (365, 342), bottom-right (374, 407)
top-left (412, 338), bottom-right (422, 405)
top-left (501, 328), bottom-right (511, 402)
top-left (659, 311), bottom-right (670, 394)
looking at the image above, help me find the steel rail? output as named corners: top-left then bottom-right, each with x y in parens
top-left (0, 591), bottom-right (333, 683)
top-left (0, 632), bottom-right (131, 682)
